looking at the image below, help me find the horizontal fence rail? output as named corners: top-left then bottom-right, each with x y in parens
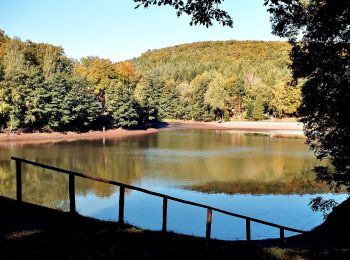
top-left (11, 156), bottom-right (306, 241)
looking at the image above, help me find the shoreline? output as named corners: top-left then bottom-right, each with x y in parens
top-left (0, 120), bottom-right (304, 143)
top-left (163, 120), bottom-right (303, 131)
top-left (0, 128), bottom-right (160, 143)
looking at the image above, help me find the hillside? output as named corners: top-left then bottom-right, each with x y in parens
top-left (1, 29), bottom-right (301, 132)
top-left (131, 41), bottom-right (301, 121)
top-left (132, 40), bottom-right (291, 83)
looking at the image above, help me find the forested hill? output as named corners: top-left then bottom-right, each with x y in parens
top-left (0, 28), bottom-right (301, 132)
top-left (131, 40), bottom-right (301, 121)
top-left (132, 41), bottom-right (291, 83)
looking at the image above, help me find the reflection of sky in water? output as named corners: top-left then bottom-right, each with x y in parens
top-left (143, 147), bottom-right (256, 159)
top-left (1, 129), bottom-right (348, 240)
top-left (142, 147), bottom-right (315, 163)
top-left (77, 185), bottom-right (348, 240)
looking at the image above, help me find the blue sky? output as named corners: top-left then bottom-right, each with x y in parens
top-left (0, 0), bottom-right (282, 62)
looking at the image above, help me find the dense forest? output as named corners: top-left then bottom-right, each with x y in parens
top-left (0, 29), bottom-right (301, 132)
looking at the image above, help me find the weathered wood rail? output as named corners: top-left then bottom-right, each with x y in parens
top-left (11, 156), bottom-right (306, 241)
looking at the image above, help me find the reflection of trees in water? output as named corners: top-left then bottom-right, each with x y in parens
top-left (0, 161), bottom-right (69, 209)
top-left (144, 132), bottom-right (325, 189)
top-left (0, 131), bottom-right (330, 208)
top-left (0, 137), bottom-right (153, 208)
top-left (186, 173), bottom-right (333, 195)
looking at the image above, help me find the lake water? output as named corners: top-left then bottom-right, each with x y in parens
top-left (0, 130), bottom-right (347, 240)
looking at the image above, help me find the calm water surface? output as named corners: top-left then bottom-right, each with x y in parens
top-left (0, 130), bottom-right (347, 240)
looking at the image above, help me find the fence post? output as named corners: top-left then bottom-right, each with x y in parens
top-left (162, 197), bottom-right (168, 232)
top-left (119, 186), bottom-right (125, 224)
top-left (206, 208), bottom-right (212, 240)
top-left (280, 227), bottom-right (285, 246)
top-left (69, 174), bottom-right (76, 214)
top-left (246, 219), bottom-right (251, 242)
top-left (16, 160), bottom-right (22, 202)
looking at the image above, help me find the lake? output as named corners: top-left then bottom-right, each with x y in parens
top-left (0, 129), bottom-right (347, 240)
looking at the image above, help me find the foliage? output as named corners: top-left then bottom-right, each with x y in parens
top-left (309, 196), bottom-right (338, 220)
top-left (190, 72), bottom-right (215, 121)
top-left (136, 72), bottom-right (163, 122)
top-left (132, 40), bottom-right (299, 121)
top-left (0, 29), bottom-right (303, 131)
top-left (159, 81), bottom-right (184, 119)
top-left (134, 0), bottom-right (233, 27)
top-left (106, 82), bottom-right (140, 128)
top-left (225, 77), bottom-right (245, 118)
top-left (270, 79), bottom-right (301, 118)
top-left (265, 0), bottom-right (350, 190)
top-left (0, 35), bottom-right (99, 131)
top-left (252, 95), bottom-right (266, 121)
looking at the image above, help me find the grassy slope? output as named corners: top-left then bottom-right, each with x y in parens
top-left (0, 196), bottom-right (265, 259)
top-left (1, 196), bottom-right (350, 259)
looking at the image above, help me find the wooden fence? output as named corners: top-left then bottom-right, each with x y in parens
top-left (11, 156), bottom-right (306, 242)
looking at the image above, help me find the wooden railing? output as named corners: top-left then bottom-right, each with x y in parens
top-left (11, 156), bottom-right (306, 242)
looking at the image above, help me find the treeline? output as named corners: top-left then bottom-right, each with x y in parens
top-left (0, 29), bottom-right (301, 132)
top-left (132, 41), bottom-right (302, 121)
top-left (0, 30), bottom-right (144, 131)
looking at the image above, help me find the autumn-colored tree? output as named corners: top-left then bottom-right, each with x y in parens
top-left (271, 79), bottom-right (301, 118)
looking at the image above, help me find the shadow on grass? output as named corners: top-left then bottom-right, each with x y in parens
top-left (1, 196), bottom-right (349, 259)
top-left (0, 196), bottom-right (266, 259)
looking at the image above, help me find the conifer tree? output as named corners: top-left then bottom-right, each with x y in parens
top-left (106, 82), bottom-right (140, 128)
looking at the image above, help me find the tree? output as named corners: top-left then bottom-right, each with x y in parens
top-left (159, 81), bottom-right (184, 119)
top-left (204, 73), bottom-right (228, 120)
top-left (134, 0), bottom-right (233, 27)
top-left (43, 75), bottom-right (100, 131)
top-left (270, 78), bottom-right (301, 118)
top-left (106, 82), bottom-right (140, 128)
top-left (190, 72), bottom-right (215, 121)
top-left (176, 82), bottom-right (193, 119)
top-left (135, 72), bottom-right (163, 122)
top-left (225, 76), bottom-right (246, 118)
top-left (62, 77), bottom-right (101, 131)
top-left (265, 0), bottom-right (350, 190)
top-left (0, 38), bottom-right (44, 130)
top-left (252, 95), bottom-right (266, 121)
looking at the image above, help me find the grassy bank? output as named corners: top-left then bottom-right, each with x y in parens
top-left (1, 196), bottom-right (349, 259)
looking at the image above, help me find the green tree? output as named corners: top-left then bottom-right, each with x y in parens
top-left (252, 95), bottom-right (266, 121)
top-left (1, 38), bottom-right (44, 130)
top-left (136, 72), bottom-right (163, 122)
top-left (190, 72), bottom-right (215, 121)
top-left (176, 82), bottom-right (193, 119)
top-left (159, 81), bottom-right (183, 119)
top-left (244, 100), bottom-right (254, 120)
top-left (106, 82), bottom-right (140, 128)
top-left (63, 77), bottom-right (101, 131)
top-left (225, 77), bottom-right (246, 118)
top-left (265, 0), bottom-right (350, 190)
top-left (204, 73), bottom-right (228, 120)
top-left (42, 75), bottom-right (100, 131)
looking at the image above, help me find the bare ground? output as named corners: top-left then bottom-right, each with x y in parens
top-left (0, 120), bottom-right (303, 144)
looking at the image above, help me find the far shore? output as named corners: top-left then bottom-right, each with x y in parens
top-left (0, 120), bottom-right (304, 143)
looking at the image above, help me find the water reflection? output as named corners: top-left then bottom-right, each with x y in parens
top-left (0, 130), bottom-right (346, 240)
